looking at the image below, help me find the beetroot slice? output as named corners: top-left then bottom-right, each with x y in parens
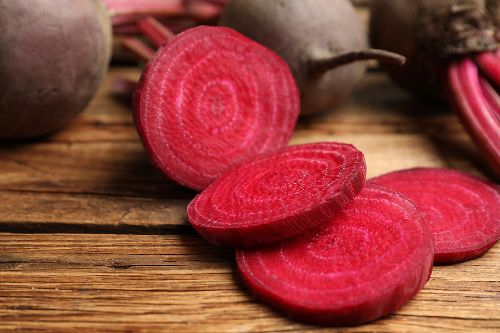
top-left (237, 184), bottom-right (434, 326)
top-left (134, 26), bottom-right (300, 191)
top-left (371, 168), bottom-right (500, 264)
top-left (187, 142), bottom-right (366, 247)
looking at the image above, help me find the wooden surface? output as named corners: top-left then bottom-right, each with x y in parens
top-left (0, 68), bottom-right (498, 332)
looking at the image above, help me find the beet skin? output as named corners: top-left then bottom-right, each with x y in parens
top-left (220, 0), bottom-right (368, 116)
top-left (0, 0), bottom-right (112, 139)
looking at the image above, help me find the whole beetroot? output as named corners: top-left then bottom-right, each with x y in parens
top-left (371, 0), bottom-right (500, 176)
top-left (220, 0), bottom-right (405, 116)
top-left (0, 0), bottom-right (111, 139)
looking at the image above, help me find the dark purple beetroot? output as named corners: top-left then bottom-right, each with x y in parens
top-left (0, 0), bottom-right (111, 139)
top-left (220, 0), bottom-right (405, 116)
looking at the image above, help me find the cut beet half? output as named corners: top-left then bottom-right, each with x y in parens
top-left (134, 26), bottom-right (300, 190)
top-left (187, 142), bottom-right (366, 247)
top-left (372, 168), bottom-right (500, 264)
top-left (237, 184), bottom-right (434, 326)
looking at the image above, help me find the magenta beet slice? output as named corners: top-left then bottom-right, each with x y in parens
top-left (237, 184), bottom-right (434, 326)
top-left (372, 168), bottom-right (500, 264)
top-left (134, 26), bottom-right (300, 191)
top-left (187, 142), bottom-right (366, 247)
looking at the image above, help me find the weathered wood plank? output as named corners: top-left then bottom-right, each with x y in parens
top-left (0, 191), bottom-right (188, 233)
top-left (0, 141), bottom-right (193, 198)
top-left (0, 233), bottom-right (498, 333)
top-left (0, 129), bottom-right (482, 232)
top-left (0, 130), bottom-right (479, 197)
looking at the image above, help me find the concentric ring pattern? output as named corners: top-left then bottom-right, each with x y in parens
top-left (237, 184), bottom-right (434, 326)
top-left (134, 26), bottom-right (300, 191)
top-left (188, 142), bottom-right (366, 247)
top-left (372, 168), bottom-right (500, 263)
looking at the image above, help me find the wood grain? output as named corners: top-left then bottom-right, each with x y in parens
top-left (0, 233), bottom-right (498, 333)
top-left (0, 68), bottom-right (498, 332)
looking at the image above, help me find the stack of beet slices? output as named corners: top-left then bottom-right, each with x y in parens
top-left (134, 26), bottom-right (500, 326)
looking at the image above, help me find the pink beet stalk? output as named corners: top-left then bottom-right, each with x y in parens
top-left (448, 58), bottom-right (500, 175)
top-left (112, 17), bottom-right (175, 97)
top-left (104, 0), bottom-right (184, 16)
top-left (121, 37), bottom-right (155, 62)
top-left (476, 52), bottom-right (500, 88)
top-left (138, 17), bottom-right (175, 47)
top-left (104, 0), bottom-right (227, 28)
top-left (479, 78), bottom-right (500, 121)
top-left (119, 17), bottom-right (174, 63)
top-left (113, 22), bottom-right (142, 35)
top-left (113, 18), bottom-right (197, 35)
top-left (185, 0), bottom-right (224, 21)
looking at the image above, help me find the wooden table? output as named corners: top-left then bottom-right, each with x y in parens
top-left (0, 68), bottom-right (498, 332)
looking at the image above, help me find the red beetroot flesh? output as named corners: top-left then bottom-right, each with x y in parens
top-left (237, 184), bottom-right (434, 326)
top-left (372, 168), bottom-right (500, 264)
top-left (187, 142), bottom-right (366, 247)
top-left (134, 26), bottom-right (300, 190)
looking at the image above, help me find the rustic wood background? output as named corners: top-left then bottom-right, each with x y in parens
top-left (0, 66), bottom-right (498, 332)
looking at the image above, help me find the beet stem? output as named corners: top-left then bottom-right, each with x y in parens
top-left (104, 0), bottom-right (184, 17)
top-left (184, 0), bottom-right (225, 21)
top-left (113, 18), bottom-right (199, 35)
top-left (121, 37), bottom-right (155, 62)
top-left (111, 12), bottom-right (192, 27)
top-left (448, 59), bottom-right (500, 175)
top-left (479, 78), bottom-right (500, 121)
top-left (475, 52), bottom-right (500, 89)
top-left (308, 49), bottom-right (406, 76)
top-left (113, 22), bottom-right (142, 35)
top-left (138, 17), bottom-right (175, 47)
top-left (105, 0), bottom-right (225, 26)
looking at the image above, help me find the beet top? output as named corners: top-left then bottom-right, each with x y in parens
top-left (0, 0), bottom-right (111, 139)
top-left (370, 0), bottom-right (500, 176)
